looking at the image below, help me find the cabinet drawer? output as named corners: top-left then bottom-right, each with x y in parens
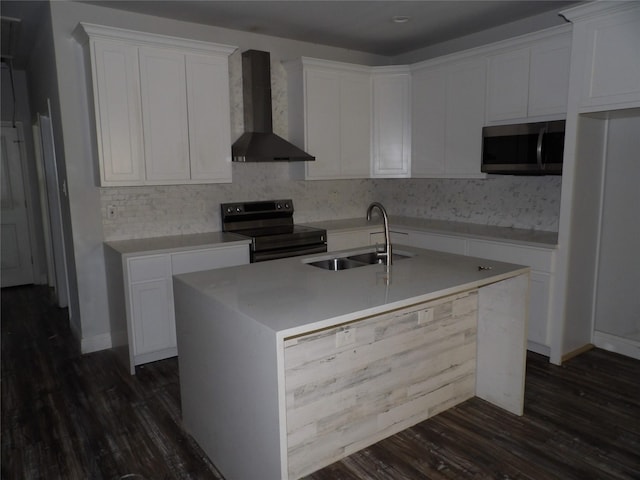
top-left (369, 231), bottom-right (386, 245)
top-left (128, 255), bottom-right (171, 283)
top-left (171, 245), bottom-right (249, 275)
top-left (393, 230), bottom-right (467, 255)
top-left (468, 239), bottom-right (554, 272)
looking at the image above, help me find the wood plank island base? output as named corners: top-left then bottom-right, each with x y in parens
top-left (173, 246), bottom-right (530, 479)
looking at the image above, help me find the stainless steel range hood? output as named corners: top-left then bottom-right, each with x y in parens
top-left (232, 50), bottom-right (315, 162)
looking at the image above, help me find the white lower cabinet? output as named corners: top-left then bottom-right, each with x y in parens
top-left (130, 276), bottom-right (176, 361)
top-left (121, 244), bottom-right (249, 373)
top-left (391, 230), bottom-right (467, 255)
top-left (390, 227), bottom-right (555, 355)
top-left (326, 227), bottom-right (384, 251)
top-left (467, 239), bottom-right (555, 355)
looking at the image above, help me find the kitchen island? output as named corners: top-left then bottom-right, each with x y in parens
top-left (173, 246), bottom-right (530, 479)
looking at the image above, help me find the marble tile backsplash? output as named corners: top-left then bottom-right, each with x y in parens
top-left (376, 176), bottom-right (562, 231)
top-left (101, 170), bottom-right (561, 240)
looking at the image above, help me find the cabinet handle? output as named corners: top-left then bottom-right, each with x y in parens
top-left (536, 125), bottom-right (547, 169)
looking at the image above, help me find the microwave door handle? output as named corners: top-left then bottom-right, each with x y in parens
top-left (536, 125), bottom-right (547, 168)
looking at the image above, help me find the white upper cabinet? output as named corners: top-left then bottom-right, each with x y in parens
top-left (528, 38), bottom-right (573, 117)
top-left (139, 47), bottom-right (191, 182)
top-left (89, 39), bottom-right (145, 183)
top-left (286, 58), bottom-right (371, 180)
top-left (371, 67), bottom-right (411, 178)
top-left (562, 2), bottom-right (640, 111)
top-left (486, 48), bottom-right (530, 122)
top-left (186, 54), bottom-right (234, 181)
top-left (485, 28), bottom-right (571, 124)
top-left (75, 23), bottom-right (236, 186)
top-left (411, 56), bottom-right (486, 178)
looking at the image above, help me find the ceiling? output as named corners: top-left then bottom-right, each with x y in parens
top-left (1, 1), bottom-right (579, 68)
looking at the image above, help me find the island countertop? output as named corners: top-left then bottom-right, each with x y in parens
top-left (174, 245), bottom-right (530, 479)
top-left (173, 245), bottom-right (529, 337)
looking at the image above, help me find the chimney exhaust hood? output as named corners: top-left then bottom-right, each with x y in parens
top-left (232, 50), bottom-right (315, 162)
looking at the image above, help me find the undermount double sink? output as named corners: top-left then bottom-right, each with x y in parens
top-left (306, 250), bottom-right (413, 271)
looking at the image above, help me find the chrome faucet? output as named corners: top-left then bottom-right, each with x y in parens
top-left (366, 202), bottom-right (392, 265)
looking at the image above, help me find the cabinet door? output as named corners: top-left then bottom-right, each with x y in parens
top-left (340, 72), bottom-right (371, 178)
top-left (372, 71), bottom-right (411, 177)
top-left (393, 230), bottom-right (467, 255)
top-left (486, 48), bottom-right (530, 122)
top-left (467, 239), bottom-right (554, 272)
top-left (91, 39), bottom-right (144, 184)
top-left (171, 245), bottom-right (249, 275)
top-left (528, 36), bottom-right (571, 117)
top-left (581, 11), bottom-right (640, 109)
top-left (369, 231), bottom-right (386, 246)
top-left (127, 254), bottom-right (175, 357)
top-left (139, 47), bottom-right (190, 181)
top-left (186, 54), bottom-right (232, 182)
top-left (411, 67), bottom-right (446, 176)
top-left (130, 278), bottom-right (176, 355)
top-left (305, 69), bottom-right (342, 179)
top-left (327, 230), bottom-right (372, 251)
top-left (445, 58), bottom-right (486, 176)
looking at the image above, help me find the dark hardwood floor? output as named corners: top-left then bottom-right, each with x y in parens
top-left (2, 285), bottom-right (639, 479)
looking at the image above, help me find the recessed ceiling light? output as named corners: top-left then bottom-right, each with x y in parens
top-left (392, 16), bottom-right (410, 24)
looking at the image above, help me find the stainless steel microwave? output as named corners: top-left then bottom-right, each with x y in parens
top-left (481, 120), bottom-right (565, 175)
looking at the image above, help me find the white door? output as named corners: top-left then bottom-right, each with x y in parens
top-left (1, 125), bottom-right (34, 287)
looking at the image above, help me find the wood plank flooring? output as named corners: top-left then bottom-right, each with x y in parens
top-left (2, 285), bottom-right (640, 479)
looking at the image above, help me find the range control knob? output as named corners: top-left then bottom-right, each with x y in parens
top-left (226, 207), bottom-right (234, 214)
top-left (236, 206), bottom-right (242, 213)
top-left (276, 203), bottom-right (282, 209)
top-left (284, 202), bottom-right (290, 209)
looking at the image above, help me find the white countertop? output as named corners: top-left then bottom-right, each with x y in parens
top-left (304, 216), bottom-right (558, 248)
top-left (105, 232), bottom-right (251, 256)
top-left (173, 245), bottom-right (529, 337)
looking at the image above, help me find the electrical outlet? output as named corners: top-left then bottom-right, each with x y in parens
top-left (107, 205), bottom-right (117, 220)
top-left (418, 308), bottom-right (434, 325)
top-left (335, 326), bottom-right (356, 348)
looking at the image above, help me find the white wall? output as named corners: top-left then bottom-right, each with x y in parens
top-left (46, 0), bottom-right (563, 350)
top-left (27, 1), bottom-right (81, 338)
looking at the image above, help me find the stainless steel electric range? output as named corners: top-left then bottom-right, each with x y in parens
top-left (221, 200), bottom-right (327, 262)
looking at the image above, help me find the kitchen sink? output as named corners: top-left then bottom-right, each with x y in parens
top-left (346, 251), bottom-right (413, 265)
top-left (307, 257), bottom-right (368, 271)
top-left (306, 250), bottom-right (414, 271)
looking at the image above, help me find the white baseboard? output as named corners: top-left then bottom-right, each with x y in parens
top-left (527, 341), bottom-right (550, 357)
top-left (593, 331), bottom-right (640, 361)
top-left (81, 332), bottom-right (113, 354)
